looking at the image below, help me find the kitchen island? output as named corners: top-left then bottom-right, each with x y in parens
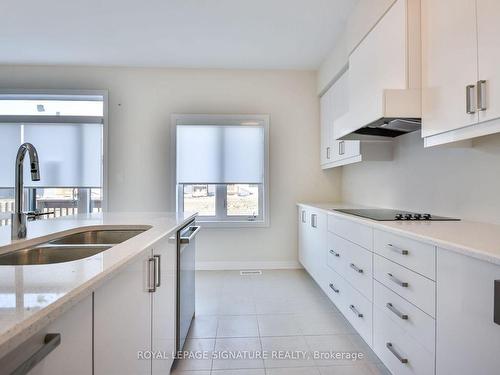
top-left (0, 211), bottom-right (196, 374)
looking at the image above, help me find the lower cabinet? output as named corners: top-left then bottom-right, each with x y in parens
top-left (94, 234), bottom-right (177, 375)
top-left (436, 248), bottom-right (500, 375)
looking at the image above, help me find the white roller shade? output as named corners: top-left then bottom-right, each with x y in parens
top-left (0, 124), bottom-right (22, 187)
top-left (177, 125), bottom-right (264, 184)
top-left (23, 123), bottom-right (103, 187)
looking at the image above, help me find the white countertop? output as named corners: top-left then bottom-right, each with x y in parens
top-left (0, 211), bottom-right (196, 358)
top-left (298, 202), bottom-right (500, 266)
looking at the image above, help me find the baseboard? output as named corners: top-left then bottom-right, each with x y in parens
top-left (196, 260), bottom-right (302, 271)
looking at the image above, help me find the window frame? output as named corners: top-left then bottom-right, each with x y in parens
top-left (0, 89), bottom-right (109, 212)
top-left (171, 114), bottom-right (270, 228)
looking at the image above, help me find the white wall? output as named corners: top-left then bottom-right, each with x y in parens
top-left (0, 65), bottom-right (341, 268)
top-left (342, 132), bottom-right (500, 224)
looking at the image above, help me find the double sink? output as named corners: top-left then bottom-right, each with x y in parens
top-left (0, 229), bottom-right (146, 266)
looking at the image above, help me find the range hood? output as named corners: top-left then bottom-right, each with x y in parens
top-left (336, 88), bottom-right (422, 141)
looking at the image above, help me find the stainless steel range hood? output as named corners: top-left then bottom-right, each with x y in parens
top-left (342, 118), bottom-right (421, 140)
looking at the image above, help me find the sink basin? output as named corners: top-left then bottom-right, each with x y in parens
top-left (48, 229), bottom-right (146, 245)
top-left (0, 244), bottom-right (111, 265)
top-left (0, 229), bottom-right (147, 266)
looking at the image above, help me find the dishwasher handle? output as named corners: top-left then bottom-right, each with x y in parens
top-left (180, 225), bottom-right (201, 244)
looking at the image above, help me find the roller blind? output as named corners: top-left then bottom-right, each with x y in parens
top-left (176, 125), bottom-right (264, 184)
top-left (0, 123), bottom-right (102, 188)
top-left (0, 124), bottom-right (22, 187)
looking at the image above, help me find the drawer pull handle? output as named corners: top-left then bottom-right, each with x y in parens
top-left (387, 273), bottom-right (409, 288)
top-left (350, 263), bottom-right (363, 274)
top-left (349, 304), bottom-right (363, 318)
top-left (386, 302), bottom-right (409, 320)
top-left (386, 244), bottom-right (409, 255)
top-left (329, 249), bottom-right (340, 257)
top-left (386, 342), bottom-right (408, 364)
top-left (12, 333), bottom-right (61, 375)
top-left (329, 283), bottom-right (340, 293)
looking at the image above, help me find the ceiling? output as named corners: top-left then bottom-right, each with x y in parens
top-left (1, 0), bottom-right (356, 70)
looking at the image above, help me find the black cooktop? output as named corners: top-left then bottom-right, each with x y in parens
top-left (333, 209), bottom-right (460, 221)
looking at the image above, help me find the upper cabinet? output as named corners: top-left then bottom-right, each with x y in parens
top-left (422, 0), bottom-right (500, 146)
top-left (336, 0), bottom-right (422, 140)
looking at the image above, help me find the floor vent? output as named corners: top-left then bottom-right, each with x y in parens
top-left (240, 270), bottom-right (262, 276)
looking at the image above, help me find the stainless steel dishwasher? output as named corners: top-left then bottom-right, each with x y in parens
top-left (177, 220), bottom-right (200, 351)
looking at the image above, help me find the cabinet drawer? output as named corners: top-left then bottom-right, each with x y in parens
top-left (374, 305), bottom-right (434, 375)
top-left (339, 279), bottom-right (373, 346)
top-left (328, 215), bottom-right (373, 250)
top-left (327, 232), bottom-right (343, 273)
top-left (323, 267), bottom-right (347, 311)
top-left (374, 229), bottom-right (436, 280)
top-left (329, 233), bottom-right (373, 301)
top-left (374, 254), bottom-right (435, 317)
top-left (374, 280), bottom-right (435, 354)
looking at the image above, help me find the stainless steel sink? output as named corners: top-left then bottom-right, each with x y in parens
top-left (0, 244), bottom-right (111, 265)
top-left (48, 229), bottom-right (146, 245)
top-left (0, 229), bottom-right (147, 266)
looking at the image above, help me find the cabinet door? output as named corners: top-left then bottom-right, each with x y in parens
top-left (477, 0), bottom-right (500, 123)
top-left (298, 207), bottom-right (309, 269)
top-left (94, 250), bottom-right (153, 375)
top-left (25, 295), bottom-right (93, 375)
top-left (421, 0), bottom-right (478, 137)
top-left (308, 210), bottom-right (327, 284)
top-left (320, 88), bottom-right (333, 165)
top-left (152, 236), bottom-right (177, 374)
top-left (436, 248), bottom-right (500, 374)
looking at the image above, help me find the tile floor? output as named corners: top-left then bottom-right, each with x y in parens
top-left (171, 270), bottom-right (390, 375)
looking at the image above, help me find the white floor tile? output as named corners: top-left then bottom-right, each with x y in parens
top-left (174, 338), bottom-right (215, 371)
top-left (211, 369), bottom-right (266, 375)
top-left (261, 336), bottom-right (315, 368)
top-left (216, 316), bottom-right (259, 338)
top-left (257, 314), bottom-right (303, 337)
top-left (189, 316), bottom-right (219, 339)
top-left (295, 311), bottom-right (354, 335)
top-left (266, 367), bottom-right (321, 375)
top-left (171, 370), bottom-right (210, 375)
top-left (212, 337), bottom-right (264, 370)
top-left (318, 364), bottom-right (376, 375)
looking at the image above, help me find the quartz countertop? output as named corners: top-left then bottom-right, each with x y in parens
top-left (0, 211), bottom-right (196, 358)
top-left (298, 202), bottom-right (500, 266)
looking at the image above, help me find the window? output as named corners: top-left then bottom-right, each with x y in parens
top-left (173, 115), bottom-right (269, 227)
top-left (0, 91), bottom-right (106, 226)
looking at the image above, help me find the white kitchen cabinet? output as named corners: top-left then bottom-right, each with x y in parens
top-left (477, 0), bottom-right (500, 124)
top-left (320, 71), bottom-right (363, 169)
top-left (94, 249), bottom-right (153, 375)
top-left (94, 234), bottom-right (177, 375)
top-left (422, 0), bottom-right (500, 146)
top-left (151, 236), bottom-right (177, 374)
top-left (436, 248), bottom-right (500, 374)
top-left (3, 295), bottom-right (93, 375)
top-left (421, 0), bottom-right (478, 138)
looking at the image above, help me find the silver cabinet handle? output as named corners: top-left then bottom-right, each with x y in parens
top-left (326, 146), bottom-right (331, 159)
top-left (477, 80), bottom-right (487, 111)
top-left (386, 342), bottom-right (408, 364)
top-left (386, 302), bottom-right (409, 320)
top-left (386, 244), bottom-right (409, 255)
top-left (11, 333), bottom-right (61, 375)
top-left (349, 304), bottom-right (363, 318)
top-left (387, 273), bottom-right (409, 288)
top-left (329, 249), bottom-right (340, 257)
top-left (329, 283), bottom-right (340, 293)
top-left (154, 254), bottom-right (161, 287)
top-left (180, 225), bottom-right (201, 244)
top-left (311, 214), bottom-right (317, 228)
top-left (148, 257), bottom-right (156, 292)
top-left (466, 84), bottom-right (476, 114)
top-left (350, 263), bottom-right (363, 274)
top-left (339, 140), bottom-right (345, 155)
top-left (301, 210), bottom-right (306, 223)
